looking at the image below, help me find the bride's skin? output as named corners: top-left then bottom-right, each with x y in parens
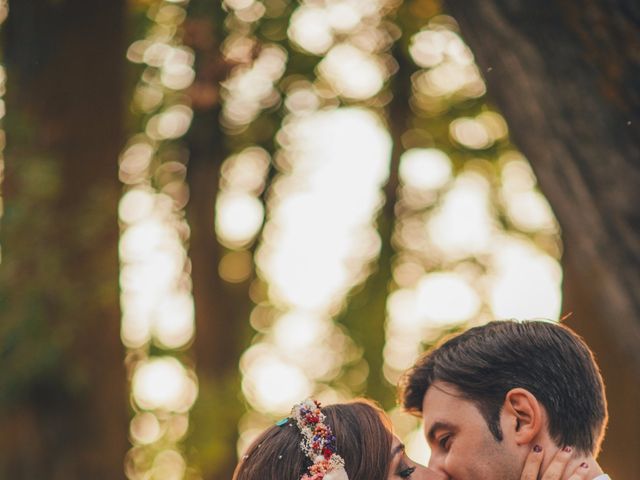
top-left (386, 436), bottom-right (596, 480)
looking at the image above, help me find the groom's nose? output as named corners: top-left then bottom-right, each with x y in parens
top-left (425, 465), bottom-right (449, 480)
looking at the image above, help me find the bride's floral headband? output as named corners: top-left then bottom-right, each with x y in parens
top-left (288, 399), bottom-right (349, 480)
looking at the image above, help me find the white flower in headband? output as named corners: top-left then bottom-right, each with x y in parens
top-left (290, 399), bottom-right (349, 480)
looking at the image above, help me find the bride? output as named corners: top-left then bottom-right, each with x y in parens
top-left (233, 398), bottom-right (594, 480)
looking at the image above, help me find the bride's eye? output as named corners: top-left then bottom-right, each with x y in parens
top-left (398, 466), bottom-right (416, 478)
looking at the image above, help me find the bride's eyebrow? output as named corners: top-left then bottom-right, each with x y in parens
top-left (391, 443), bottom-right (406, 457)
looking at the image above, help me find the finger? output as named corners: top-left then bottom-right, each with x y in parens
top-left (519, 445), bottom-right (544, 480)
top-left (541, 446), bottom-right (573, 480)
top-left (566, 462), bottom-right (591, 480)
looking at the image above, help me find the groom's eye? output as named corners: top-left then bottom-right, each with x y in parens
top-left (438, 434), bottom-right (451, 450)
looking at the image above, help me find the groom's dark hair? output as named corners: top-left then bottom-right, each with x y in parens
top-left (399, 320), bottom-right (607, 454)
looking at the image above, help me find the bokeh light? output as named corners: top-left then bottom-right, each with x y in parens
top-left (318, 43), bottom-right (387, 99)
top-left (236, 106), bottom-right (392, 451)
top-left (132, 356), bottom-right (198, 412)
top-left (399, 148), bottom-right (453, 191)
top-left (227, 4), bottom-right (564, 465)
top-left (383, 15), bottom-right (562, 413)
top-left (221, 44), bottom-right (287, 128)
top-left (120, 3), bottom-right (198, 478)
top-left (257, 108), bottom-right (391, 311)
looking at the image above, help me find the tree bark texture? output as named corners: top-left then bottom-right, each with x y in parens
top-left (0, 0), bottom-right (128, 478)
top-left (184, 105), bottom-right (251, 479)
top-left (442, 1), bottom-right (640, 477)
top-left (183, 5), bottom-right (252, 478)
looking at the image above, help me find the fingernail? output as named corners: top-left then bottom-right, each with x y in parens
top-left (562, 446), bottom-right (572, 453)
top-left (580, 462), bottom-right (589, 469)
top-left (533, 445), bottom-right (542, 453)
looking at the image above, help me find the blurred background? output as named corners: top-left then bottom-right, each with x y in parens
top-left (0, 0), bottom-right (638, 478)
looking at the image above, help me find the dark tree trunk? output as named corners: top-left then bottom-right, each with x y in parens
top-left (183, 105), bottom-right (251, 480)
top-left (442, 0), bottom-right (640, 477)
top-left (0, 0), bottom-right (128, 478)
top-left (182, 5), bottom-right (252, 478)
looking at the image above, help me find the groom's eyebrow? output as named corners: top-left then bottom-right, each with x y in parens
top-left (427, 421), bottom-right (456, 442)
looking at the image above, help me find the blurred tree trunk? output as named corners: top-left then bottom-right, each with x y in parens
top-left (337, 39), bottom-right (412, 409)
top-left (0, 0), bottom-right (128, 478)
top-left (183, 3), bottom-right (252, 478)
top-left (442, 1), bottom-right (640, 477)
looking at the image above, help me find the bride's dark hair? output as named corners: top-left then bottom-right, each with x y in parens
top-left (233, 399), bottom-right (393, 480)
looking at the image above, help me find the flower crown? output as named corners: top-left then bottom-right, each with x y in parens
top-left (290, 399), bottom-right (349, 480)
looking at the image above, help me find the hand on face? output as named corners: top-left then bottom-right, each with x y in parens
top-left (520, 446), bottom-right (600, 480)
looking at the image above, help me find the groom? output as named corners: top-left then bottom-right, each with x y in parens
top-left (400, 320), bottom-right (611, 479)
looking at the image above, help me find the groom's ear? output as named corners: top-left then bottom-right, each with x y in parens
top-left (502, 388), bottom-right (543, 445)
